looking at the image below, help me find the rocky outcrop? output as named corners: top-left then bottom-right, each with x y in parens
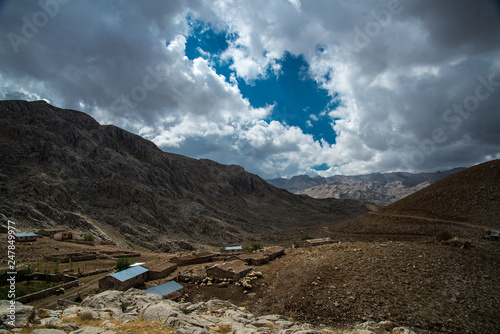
top-left (3, 289), bottom-right (417, 334)
top-left (0, 100), bottom-right (372, 250)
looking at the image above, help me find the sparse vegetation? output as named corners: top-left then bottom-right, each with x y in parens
top-left (250, 242), bottom-right (262, 250)
top-left (78, 310), bottom-right (94, 321)
top-left (0, 280), bottom-right (61, 299)
top-left (116, 257), bottom-right (134, 271)
top-left (84, 234), bottom-right (94, 241)
top-left (216, 323), bottom-right (232, 334)
top-left (52, 260), bottom-right (60, 274)
top-left (301, 235), bottom-right (313, 241)
top-left (180, 308), bottom-right (192, 315)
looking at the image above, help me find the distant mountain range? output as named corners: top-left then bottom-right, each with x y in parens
top-left (267, 168), bottom-right (465, 206)
top-left (0, 100), bottom-right (372, 251)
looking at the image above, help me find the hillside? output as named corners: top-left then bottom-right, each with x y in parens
top-left (330, 160), bottom-right (500, 239)
top-left (0, 100), bottom-right (372, 251)
top-left (378, 159), bottom-right (500, 226)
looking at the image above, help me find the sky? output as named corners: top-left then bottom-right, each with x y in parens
top-left (1, 0), bottom-right (500, 179)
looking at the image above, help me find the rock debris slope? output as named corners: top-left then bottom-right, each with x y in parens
top-left (0, 100), bottom-right (371, 250)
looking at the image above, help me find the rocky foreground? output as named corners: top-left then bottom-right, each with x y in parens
top-left (1, 289), bottom-right (416, 334)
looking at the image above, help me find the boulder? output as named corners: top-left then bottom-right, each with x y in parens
top-left (82, 288), bottom-right (162, 313)
top-left (354, 320), bottom-right (395, 334)
top-left (0, 300), bottom-right (35, 328)
top-left (139, 301), bottom-right (181, 325)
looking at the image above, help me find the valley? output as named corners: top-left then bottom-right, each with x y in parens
top-left (1, 101), bottom-right (499, 333)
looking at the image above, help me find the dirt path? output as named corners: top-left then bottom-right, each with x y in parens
top-left (367, 212), bottom-right (500, 233)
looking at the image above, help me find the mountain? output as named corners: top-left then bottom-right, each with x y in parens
top-left (0, 100), bottom-right (372, 251)
top-left (330, 159), bottom-right (500, 238)
top-left (378, 159), bottom-right (500, 226)
top-left (267, 168), bottom-right (465, 206)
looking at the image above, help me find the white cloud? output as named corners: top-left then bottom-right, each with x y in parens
top-left (1, 0), bottom-right (499, 178)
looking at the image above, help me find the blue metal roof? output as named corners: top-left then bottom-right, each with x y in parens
top-left (225, 246), bottom-right (243, 250)
top-left (110, 266), bottom-right (149, 282)
top-left (14, 232), bottom-right (37, 237)
top-left (491, 233), bottom-right (500, 237)
top-left (145, 280), bottom-right (184, 297)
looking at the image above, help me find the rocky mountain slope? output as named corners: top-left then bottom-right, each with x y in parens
top-left (268, 169), bottom-right (464, 206)
top-left (0, 100), bottom-right (371, 250)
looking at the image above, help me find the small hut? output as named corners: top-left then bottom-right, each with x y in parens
top-left (14, 232), bottom-right (37, 242)
top-left (206, 260), bottom-right (251, 280)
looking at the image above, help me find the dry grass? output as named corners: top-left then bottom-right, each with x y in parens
top-left (215, 323), bottom-right (232, 334)
top-left (57, 316), bottom-right (173, 334)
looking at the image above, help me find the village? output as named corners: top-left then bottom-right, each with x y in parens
top-left (2, 228), bottom-right (336, 310)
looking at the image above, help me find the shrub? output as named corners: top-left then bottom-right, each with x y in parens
top-left (78, 310), bottom-right (94, 321)
top-left (243, 245), bottom-right (253, 253)
top-left (301, 235), bottom-right (313, 241)
top-left (437, 230), bottom-right (452, 242)
top-left (116, 258), bottom-right (133, 271)
top-left (216, 324), bottom-right (232, 334)
top-left (83, 234), bottom-right (94, 241)
top-left (251, 242), bottom-right (262, 250)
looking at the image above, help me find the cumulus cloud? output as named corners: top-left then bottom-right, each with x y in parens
top-left (1, 0), bottom-right (499, 178)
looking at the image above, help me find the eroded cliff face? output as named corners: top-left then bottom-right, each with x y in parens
top-left (0, 100), bottom-right (371, 251)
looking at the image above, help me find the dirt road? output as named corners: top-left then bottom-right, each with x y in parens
top-left (367, 212), bottom-right (500, 233)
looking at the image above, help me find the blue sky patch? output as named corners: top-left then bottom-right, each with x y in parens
top-left (184, 22), bottom-right (337, 145)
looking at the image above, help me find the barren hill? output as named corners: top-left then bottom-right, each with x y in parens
top-left (330, 160), bottom-right (500, 239)
top-left (379, 159), bottom-right (500, 227)
top-left (0, 100), bottom-right (371, 251)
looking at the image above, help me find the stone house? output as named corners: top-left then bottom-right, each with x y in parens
top-left (206, 260), bottom-right (251, 280)
top-left (142, 259), bottom-right (178, 280)
top-left (14, 232), bottom-right (37, 242)
top-left (98, 266), bottom-right (149, 291)
top-left (171, 251), bottom-right (216, 266)
top-left (70, 231), bottom-right (85, 240)
top-left (54, 231), bottom-right (72, 241)
top-left (237, 253), bottom-right (270, 266)
top-left (263, 246), bottom-right (285, 260)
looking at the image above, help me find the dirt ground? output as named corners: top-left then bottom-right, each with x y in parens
top-left (184, 240), bottom-right (500, 334)
top-left (2, 234), bottom-right (500, 333)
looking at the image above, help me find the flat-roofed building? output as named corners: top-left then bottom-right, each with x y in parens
top-left (98, 266), bottom-right (149, 291)
top-left (145, 280), bottom-right (184, 299)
